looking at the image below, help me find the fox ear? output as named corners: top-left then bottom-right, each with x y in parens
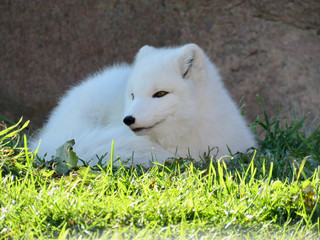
top-left (136, 45), bottom-right (154, 60)
top-left (179, 43), bottom-right (204, 79)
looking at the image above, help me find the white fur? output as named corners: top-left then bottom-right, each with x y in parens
top-left (30, 44), bottom-right (256, 166)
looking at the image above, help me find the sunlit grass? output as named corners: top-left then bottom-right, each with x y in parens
top-left (0, 103), bottom-right (319, 239)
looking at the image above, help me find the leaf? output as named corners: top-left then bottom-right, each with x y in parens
top-left (53, 140), bottom-right (79, 174)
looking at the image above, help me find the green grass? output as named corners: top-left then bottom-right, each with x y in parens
top-left (0, 103), bottom-right (320, 239)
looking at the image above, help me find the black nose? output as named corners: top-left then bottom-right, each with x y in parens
top-left (123, 116), bottom-right (135, 126)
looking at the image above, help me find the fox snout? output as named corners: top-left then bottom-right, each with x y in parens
top-left (123, 115), bottom-right (135, 126)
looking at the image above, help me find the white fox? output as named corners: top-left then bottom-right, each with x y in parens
top-left (31, 44), bottom-right (256, 166)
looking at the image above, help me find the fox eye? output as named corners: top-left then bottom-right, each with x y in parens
top-left (152, 91), bottom-right (169, 98)
top-left (131, 93), bottom-right (134, 100)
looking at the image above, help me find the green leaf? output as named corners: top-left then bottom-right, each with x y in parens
top-left (53, 139), bottom-right (79, 174)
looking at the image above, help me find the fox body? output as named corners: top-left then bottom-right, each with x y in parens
top-left (31, 44), bottom-right (256, 166)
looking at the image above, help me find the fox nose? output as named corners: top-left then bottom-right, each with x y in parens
top-left (123, 116), bottom-right (135, 126)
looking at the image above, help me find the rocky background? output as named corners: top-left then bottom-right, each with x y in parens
top-left (1, 1), bottom-right (320, 131)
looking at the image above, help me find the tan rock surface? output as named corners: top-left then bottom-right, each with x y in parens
top-left (1, 1), bottom-right (319, 129)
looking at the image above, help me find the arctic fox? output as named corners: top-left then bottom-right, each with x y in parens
top-left (31, 44), bottom-right (256, 166)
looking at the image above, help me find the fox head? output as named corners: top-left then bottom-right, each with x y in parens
top-left (122, 43), bottom-right (218, 146)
